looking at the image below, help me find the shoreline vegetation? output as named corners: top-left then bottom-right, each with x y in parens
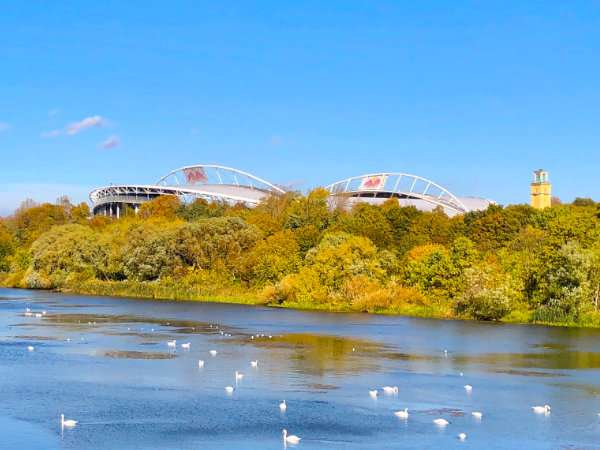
top-left (1, 191), bottom-right (600, 328)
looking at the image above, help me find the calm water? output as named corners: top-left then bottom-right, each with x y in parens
top-left (1, 288), bottom-right (599, 449)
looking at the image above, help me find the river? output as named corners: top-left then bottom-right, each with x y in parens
top-left (1, 288), bottom-right (599, 449)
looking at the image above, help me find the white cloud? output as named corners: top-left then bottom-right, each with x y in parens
top-left (100, 135), bottom-right (120, 149)
top-left (41, 115), bottom-right (107, 139)
top-left (0, 122), bottom-right (11, 133)
top-left (66, 115), bottom-right (105, 135)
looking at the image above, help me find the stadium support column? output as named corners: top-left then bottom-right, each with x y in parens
top-left (116, 204), bottom-right (120, 219)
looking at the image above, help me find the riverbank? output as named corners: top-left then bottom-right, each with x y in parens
top-left (3, 277), bottom-right (599, 329)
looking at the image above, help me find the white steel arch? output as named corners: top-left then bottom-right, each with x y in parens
top-left (326, 172), bottom-right (470, 215)
top-left (89, 164), bottom-right (285, 216)
top-left (156, 164), bottom-right (285, 194)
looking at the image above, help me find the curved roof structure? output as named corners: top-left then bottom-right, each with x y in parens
top-left (326, 172), bottom-right (493, 216)
top-left (90, 164), bottom-right (284, 216)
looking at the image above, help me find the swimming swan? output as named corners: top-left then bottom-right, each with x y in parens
top-left (225, 386), bottom-right (235, 394)
top-left (369, 390), bottom-right (378, 398)
top-left (167, 340), bottom-right (176, 348)
top-left (251, 360), bottom-right (258, 368)
top-left (532, 405), bottom-right (551, 414)
top-left (458, 432), bottom-right (467, 441)
top-left (60, 414), bottom-right (78, 428)
top-left (198, 360), bottom-right (205, 368)
top-left (394, 408), bottom-right (409, 419)
top-left (464, 384), bottom-right (473, 392)
top-left (209, 350), bottom-right (217, 356)
top-left (181, 342), bottom-right (191, 349)
top-left (279, 400), bottom-right (287, 411)
top-left (433, 418), bottom-right (449, 427)
top-left (471, 411), bottom-right (483, 419)
top-left (282, 429), bottom-right (301, 444)
top-left (382, 386), bottom-right (399, 394)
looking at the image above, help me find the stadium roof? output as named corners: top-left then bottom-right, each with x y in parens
top-left (326, 172), bottom-right (494, 217)
top-left (89, 164), bottom-right (284, 215)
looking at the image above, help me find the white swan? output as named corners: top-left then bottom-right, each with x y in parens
top-left (464, 384), bottom-right (473, 392)
top-left (532, 405), bottom-right (551, 414)
top-left (251, 360), bottom-right (258, 368)
top-left (472, 411), bottom-right (483, 419)
top-left (369, 390), bottom-right (378, 398)
top-left (225, 386), bottom-right (235, 394)
top-left (394, 408), bottom-right (409, 419)
top-left (458, 432), bottom-right (467, 441)
top-left (279, 400), bottom-right (287, 411)
top-left (27, 345), bottom-right (34, 352)
top-left (209, 350), bottom-right (217, 356)
top-left (433, 418), bottom-right (449, 427)
top-left (35, 313), bottom-right (42, 318)
top-left (181, 342), bottom-right (191, 349)
top-left (235, 370), bottom-right (244, 381)
top-left (167, 340), bottom-right (176, 348)
top-left (198, 360), bottom-right (205, 368)
top-left (61, 414), bottom-right (78, 428)
top-left (282, 429), bottom-right (301, 444)
top-left (382, 386), bottom-right (399, 394)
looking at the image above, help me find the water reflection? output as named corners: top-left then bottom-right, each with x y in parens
top-left (100, 350), bottom-right (177, 360)
top-left (1, 289), bottom-right (600, 450)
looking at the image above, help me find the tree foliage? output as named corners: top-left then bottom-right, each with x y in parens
top-left (2, 192), bottom-right (600, 326)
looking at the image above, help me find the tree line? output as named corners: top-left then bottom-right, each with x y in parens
top-left (1, 191), bottom-right (600, 327)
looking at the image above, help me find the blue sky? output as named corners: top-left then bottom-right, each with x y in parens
top-left (1, 1), bottom-right (599, 215)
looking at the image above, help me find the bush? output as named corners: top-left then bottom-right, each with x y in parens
top-left (456, 266), bottom-right (512, 321)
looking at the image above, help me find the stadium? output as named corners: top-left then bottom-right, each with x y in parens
top-left (325, 173), bottom-right (493, 217)
top-left (89, 164), bottom-right (493, 217)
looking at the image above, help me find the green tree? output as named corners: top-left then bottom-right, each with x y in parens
top-left (340, 203), bottom-right (393, 249)
top-left (29, 224), bottom-right (104, 283)
top-left (241, 230), bottom-right (301, 285)
top-left (532, 241), bottom-right (596, 323)
top-left (403, 244), bottom-right (460, 301)
top-left (284, 188), bottom-right (331, 231)
top-left (456, 264), bottom-right (513, 321)
top-left (0, 221), bottom-right (15, 272)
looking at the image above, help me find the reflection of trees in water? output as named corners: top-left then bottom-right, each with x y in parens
top-left (454, 350), bottom-right (600, 370)
top-left (251, 333), bottom-right (384, 377)
top-left (236, 333), bottom-right (449, 378)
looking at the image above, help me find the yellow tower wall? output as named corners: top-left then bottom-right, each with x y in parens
top-left (530, 183), bottom-right (552, 209)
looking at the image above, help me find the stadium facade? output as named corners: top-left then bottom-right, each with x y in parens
top-left (89, 164), bottom-right (493, 217)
